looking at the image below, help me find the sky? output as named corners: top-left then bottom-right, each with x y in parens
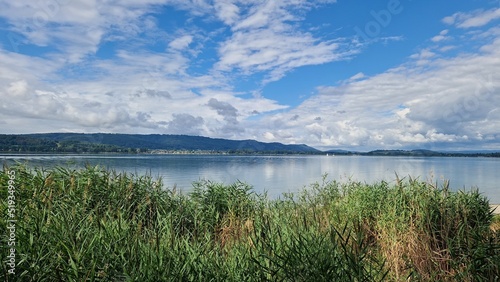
top-left (0, 0), bottom-right (499, 151)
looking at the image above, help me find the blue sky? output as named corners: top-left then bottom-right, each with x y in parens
top-left (0, 0), bottom-right (499, 151)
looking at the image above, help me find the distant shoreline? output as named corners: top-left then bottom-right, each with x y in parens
top-left (1, 151), bottom-right (500, 158)
top-left (1, 133), bottom-right (499, 157)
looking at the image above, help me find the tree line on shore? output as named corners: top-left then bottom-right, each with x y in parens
top-left (1, 133), bottom-right (499, 157)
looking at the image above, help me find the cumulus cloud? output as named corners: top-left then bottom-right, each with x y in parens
top-left (167, 113), bottom-right (204, 135)
top-left (0, 0), bottom-right (336, 137)
top-left (243, 31), bottom-right (500, 150)
top-left (207, 98), bottom-right (238, 118)
top-left (0, 1), bottom-right (499, 151)
top-left (6, 80), bottom-right (29, 97)
top-left (207, 98), bottom-right (243, 134)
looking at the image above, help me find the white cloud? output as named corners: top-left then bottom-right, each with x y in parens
top-left (1, 1), bottom-right (499, 151)
top-left (244, 36), bottom-right (500, 150)
top-left (0, 49), bottom-right (60, 81)
top-left (169, 35), bottom-right (193, 50)
top-left (431, 29), bottom-right (451, 42)
top-left (214, 0), bottom-right (240, 25)
top-left (439, 45), bottom-right (456, 52)
top-left (443, 7), bottom-right (500, 28)
top-left (0, 41), bottom-right (287, 137)
top-left (0, 0), bottom-right (170, 63)
top-left (6, 80), bottom-right (29, 97)
top-left (410, 49), bottom-right (435, 60)
top-left (214, 0), bottom-right (351, 83)
top-left (217, 29), bottom-right (344, 82)
top-left (349, 72), bottom-right (365, 81)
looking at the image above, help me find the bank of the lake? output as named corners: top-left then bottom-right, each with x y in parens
top-left (1, 165), bottom-right (498, 281)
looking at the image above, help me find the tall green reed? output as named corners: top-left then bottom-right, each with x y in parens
top-left (1, 165), bottom-right (497, 281)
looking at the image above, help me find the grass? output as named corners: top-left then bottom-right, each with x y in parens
top-left (1, 165), bottom-right (499, 281)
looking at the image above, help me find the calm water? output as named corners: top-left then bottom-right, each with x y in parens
top-left (2, 154), bottom-right (499, 202)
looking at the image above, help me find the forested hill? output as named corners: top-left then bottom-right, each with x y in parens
top-left (0, 133), bottom-right (320, 154)
top-left (2, 133), bottom-right (499, 156)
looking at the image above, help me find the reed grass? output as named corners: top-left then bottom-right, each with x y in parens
top-left (1, 165), bottom-right (498, 281)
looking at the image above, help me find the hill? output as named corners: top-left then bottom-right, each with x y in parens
top-left (0, 133), bottom-right (320, 154)
top-left (324, 148), bottom-right (500, 157)
top-left (1, 134), bottom-right (498, 156)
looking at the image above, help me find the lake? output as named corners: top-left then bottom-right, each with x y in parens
top-left (2, 154), bottom-right (499, 203)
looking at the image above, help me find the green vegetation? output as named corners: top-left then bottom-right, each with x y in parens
top-left (1, 166), bottom-right (499, 281)
top-left (0, 135), bottom-right (146, 153)
top-left (0, 133), bottom-right (320, 154)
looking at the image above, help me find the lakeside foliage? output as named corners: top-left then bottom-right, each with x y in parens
top-left (0, 133), bottom-right (318, 154)
top-left (0, 136), bottom-right (145, 154)
top-left (1, 165), bottom-right (499, 281)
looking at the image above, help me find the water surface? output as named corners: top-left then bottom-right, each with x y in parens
top-left (2, 154), bottom-right (499, 202)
